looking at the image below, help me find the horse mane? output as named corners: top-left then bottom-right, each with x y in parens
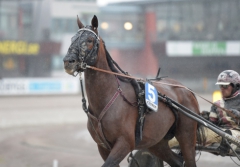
top-left (103, 43), bottom-right (132, 83)
top-left (103, 42), bottom-right (143, 101)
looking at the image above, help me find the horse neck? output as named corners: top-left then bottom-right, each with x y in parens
top-left (84, 40), bottom-right (118, 116)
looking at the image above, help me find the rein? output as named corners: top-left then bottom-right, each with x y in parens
top-left (151, 81), bottom-right (237, 117)
top-left (73, 27), bottom-right (222, 109)
top-left (86, 65), bottom-right (144, 81)
top-left (84, 64), bottom-right (233, 115)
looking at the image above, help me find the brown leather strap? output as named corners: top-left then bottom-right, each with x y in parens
top-left (87, 64), bottom-right (232, 112)
top-left (98, 121), bottom-right (112, 150)
top-left (98, 89), bottom-right (121, 121)
top-left (152, 81), bottom-right (234, 115)
top-left (87, 65), bottom-right (144, 81)
top-left (87, 88), bottom-right (121, 150)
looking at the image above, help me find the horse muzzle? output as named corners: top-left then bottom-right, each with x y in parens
top-left (63, 55), bottom-right (80, 75)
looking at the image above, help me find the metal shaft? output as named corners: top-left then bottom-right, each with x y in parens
top-left (158, 94), bottom-right (240, 147)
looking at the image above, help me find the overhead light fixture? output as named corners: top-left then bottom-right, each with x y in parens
top-left (124, 22), bottom-right (133, 30)
top-left (101, 22), bottom-right (109, 30)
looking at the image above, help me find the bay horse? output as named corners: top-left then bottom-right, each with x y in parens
top-left (63, 15), bottom-right (205, 167)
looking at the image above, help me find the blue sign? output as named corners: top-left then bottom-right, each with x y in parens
top-left (29, 82), bottom-right (61, 92)
top-left (145, 82), bottom-right (158, 112)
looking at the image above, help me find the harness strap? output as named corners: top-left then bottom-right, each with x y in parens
top-left (87, 113), bottom-right (109, 149)
top-left (115, 77), bottom-right (138, 107)
top-left (98, 121), bottom-right (112, 150)
top-left (99, 89), bottom-right (121, 121)
top-left (87, 111), bottom-right (112, 150)
top-left (87, 88), bottom-right (121, 150)
top-left (83, 75), bottom-right (137, 150)
top-left (79, 72), bottom-right (138, 150)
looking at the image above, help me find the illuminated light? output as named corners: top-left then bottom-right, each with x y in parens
top-left (157, 20), bottom-right (166, 32)
top-left (212, 90), bottom-right (222, 102)
top-left (124, 22), bottom-right (133, 30)
top-left (27, 44), bottom-right (39, 55)
top-left (196, 22), bottom-right (204, 32)
top-left (101, 22), bottom-right (109, 30)
top-left (3, 58), bottom-right (16, 70)
top-left (0, 41), bottom-right (39, 55)
top-left (173, 24), bottom-right (180, 33)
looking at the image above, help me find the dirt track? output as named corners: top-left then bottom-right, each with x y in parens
top-left (0, 95), bottom-right (239, 167)
top-left (0, 124), bottom-right (107, 167)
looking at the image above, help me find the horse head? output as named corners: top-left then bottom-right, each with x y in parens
top-left (63, 15), bottom-right (100, 76)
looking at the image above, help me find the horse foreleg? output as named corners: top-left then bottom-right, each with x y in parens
top-left (149, 139), bottom-right (184, 167)
top-left (97, 144), bottom-right (111, 161)
top-left (101, 136), bottom-right (132, 167)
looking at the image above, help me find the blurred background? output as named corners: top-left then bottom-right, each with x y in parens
top-left (1, 0), bottom-right (240, 94)
top-left (0, 0), bottom-right (240, 166)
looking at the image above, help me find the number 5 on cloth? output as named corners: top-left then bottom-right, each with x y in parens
top-left (145, 82), bottom-right (158, 112)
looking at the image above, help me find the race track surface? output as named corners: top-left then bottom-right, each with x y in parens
top-left (0, 95), bottom-right (239, 167)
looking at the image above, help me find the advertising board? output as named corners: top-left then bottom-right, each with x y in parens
top-left (0, 78), bottom-right (80, 95)
top-left (167, 41), bottom-right (240, 56)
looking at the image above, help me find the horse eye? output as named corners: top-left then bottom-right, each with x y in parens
top-left (87, 39), bottom-right (92, 43)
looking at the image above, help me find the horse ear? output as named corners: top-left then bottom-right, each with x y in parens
top-left (77, 15), bottom-right (84, 29)
top-left (91, 15), bottom-right (98, 30)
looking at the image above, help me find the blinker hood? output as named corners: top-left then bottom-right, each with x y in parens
top-left (71, 28), bottom-right (100, 67)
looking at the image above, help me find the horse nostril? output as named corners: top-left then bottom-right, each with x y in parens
top-left (69, 60), bottom-right (75, 64)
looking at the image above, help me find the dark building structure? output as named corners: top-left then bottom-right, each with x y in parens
top-left (99, 0), bottom-right (240, 91)
top-left (0, 0), bottom-right (62, 78)
top-left (0, 0), bottom-right (97, 78)
top-left (1, 0), bottom-right (239, 92)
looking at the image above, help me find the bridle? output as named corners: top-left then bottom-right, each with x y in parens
top-left (69, 27), bottom-right (100, 74)
top-left (77, 27), bottom-right (100, 39)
